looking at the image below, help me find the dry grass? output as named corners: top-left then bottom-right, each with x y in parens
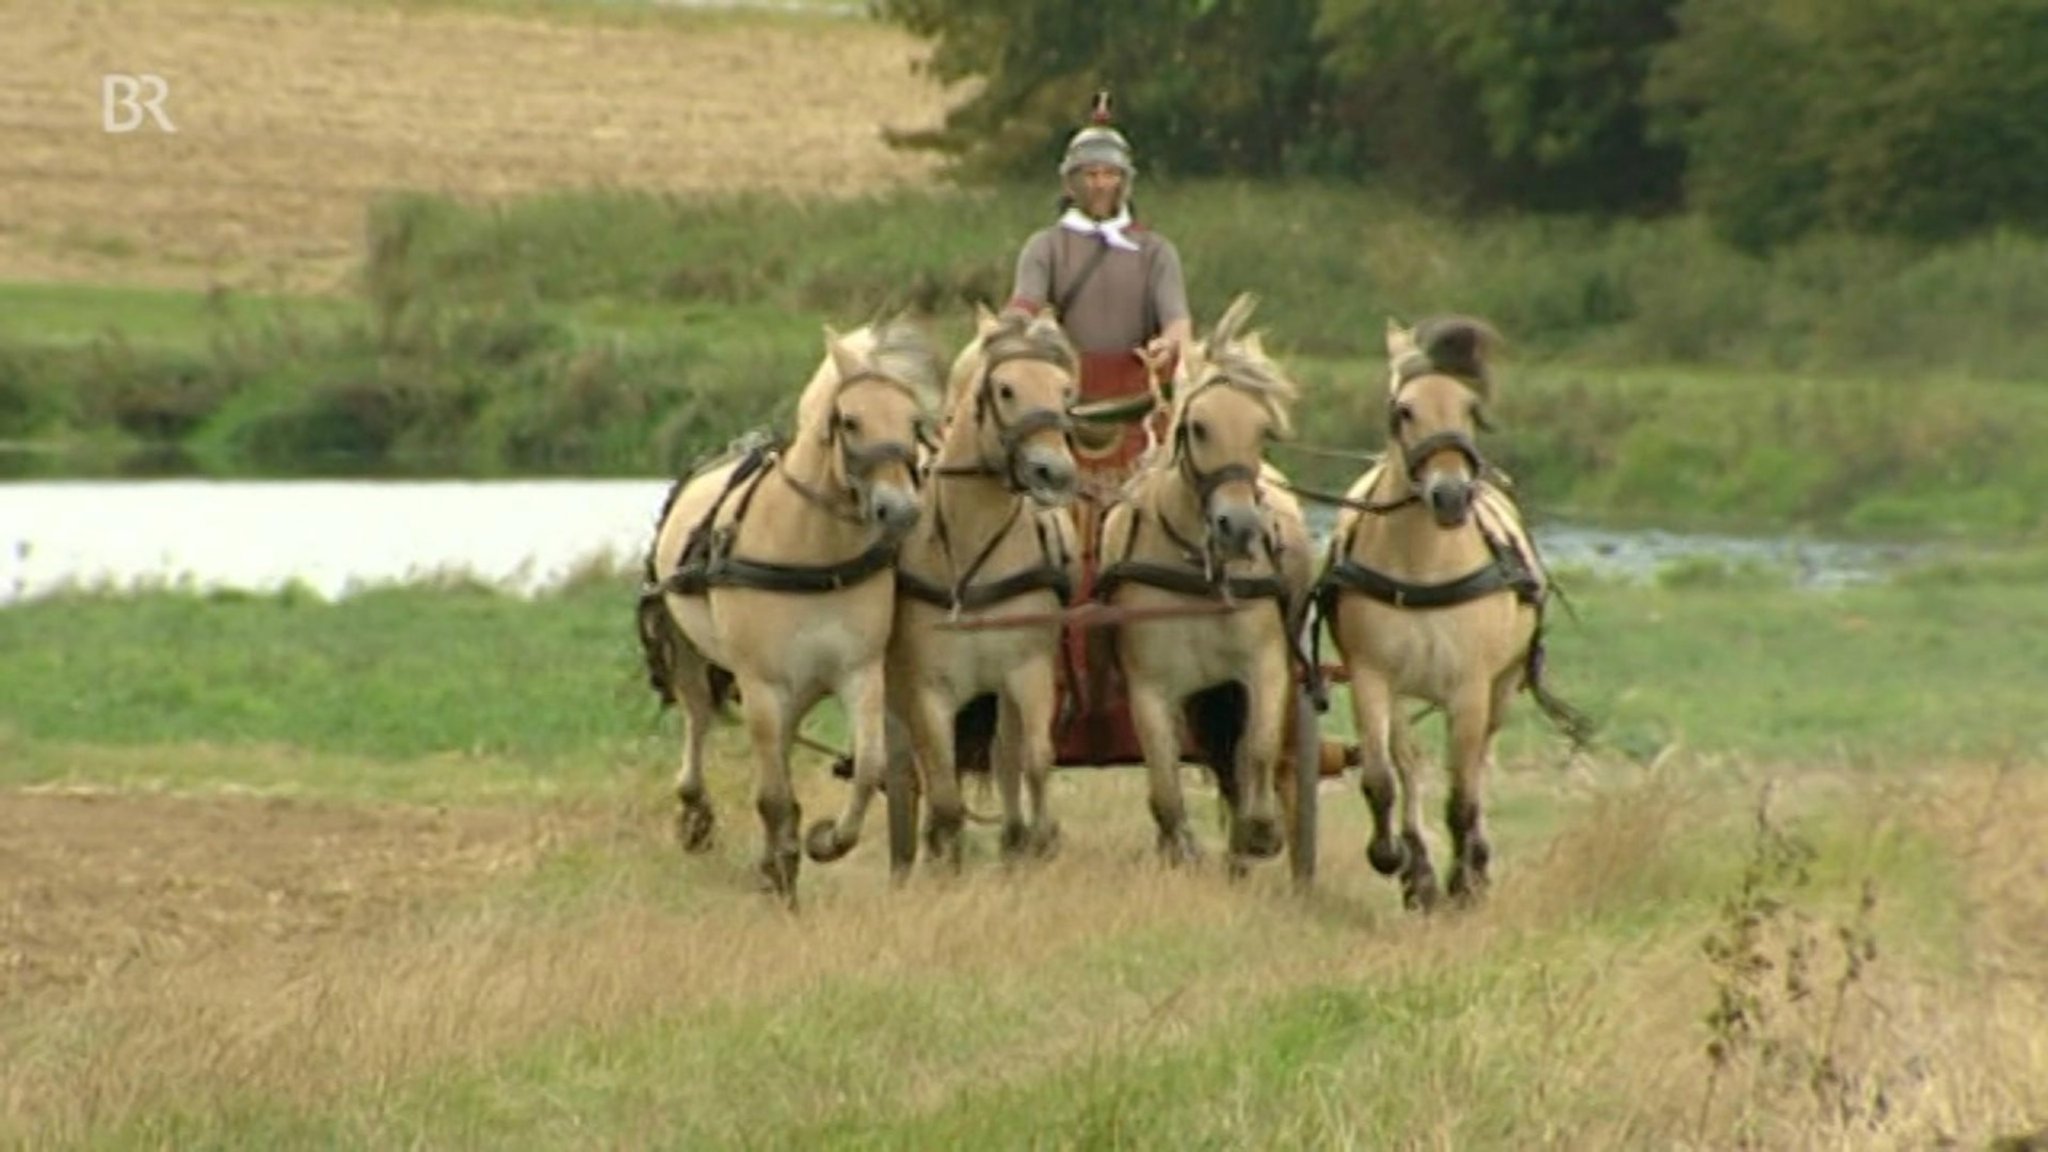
top-left (0, 0), bottom-right (956, 292)
top-left (2, 752), bottom-right (2043, 1148)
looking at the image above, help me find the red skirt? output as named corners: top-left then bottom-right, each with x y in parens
top-left (1053, 350), bottom-right (1204, 766)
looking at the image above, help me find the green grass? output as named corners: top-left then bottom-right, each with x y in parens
top-left (4, 556), bottom-right (2046, 799)
top-left (0, 283), bottom-right (356, 352)
top-left (4, 562), bottom-right (2044, 1150)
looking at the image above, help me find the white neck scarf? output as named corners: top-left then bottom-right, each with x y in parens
top-left (1059, 205), bottom-right (1141, 252)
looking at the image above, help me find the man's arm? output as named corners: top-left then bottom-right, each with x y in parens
top-left (1143, 236), bottom-right (1193, 368)
top-left (1005, 230), bottom-right (1054, 317)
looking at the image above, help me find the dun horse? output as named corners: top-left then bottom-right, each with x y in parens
top-left (636, 318), bottom-right (942, 905)
top-left (889, 306), bottom-right (1083, 868)
top-left (1315, 316), bottom-right (1592, 910)
top-left (1094, 293), bottom-right (1321, 880)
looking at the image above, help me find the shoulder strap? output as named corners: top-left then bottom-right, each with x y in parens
top-left (1053, 236), bottom-right (1114, 321)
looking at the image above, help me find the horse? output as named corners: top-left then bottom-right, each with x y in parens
top-left (1314, 315), bottom-right (1593, 910)
top-left (635, 316), bottom-right (943, 906)
top-left (1093, 292), bottom-right (1322, 880)
top-left (888, 305), bottom-right (1084, 868)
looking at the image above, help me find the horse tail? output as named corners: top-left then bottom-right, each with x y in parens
top-left (1525, 625), bottom-right (1596, 751)
top-left (635, 587), bottom-right (682, 709)
top-left (1187, 682), bottom-right (1248, 826)
top-left (637, 474), bottom-right (741, 715)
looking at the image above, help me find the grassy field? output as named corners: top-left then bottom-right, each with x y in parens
top-left (2, 566), bottom-right (2046, 1148)
top-left (4, 0), bottom-right (2046, 1146)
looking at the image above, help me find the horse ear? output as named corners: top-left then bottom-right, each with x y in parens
top-left (1241, 330), bottom-right (1267, 360)
top-left (1384, 316), bottom-right (1413, 357)
top-left (973, 303), bottom-right (1001, 337)
top-left (826, 330), bottom-right (865, 383)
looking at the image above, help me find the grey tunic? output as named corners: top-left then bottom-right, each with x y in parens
top-left (1008, 224), bottom-right (1190, 354)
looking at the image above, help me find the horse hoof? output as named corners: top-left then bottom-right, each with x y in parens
top-left (756, 854), bottom-right (801, 902)
top-left (1000, 822), bottom-right (1032, 860)
top-left (923, 830), bottom-right (963, 872)
top-left (1157, 830), bottom-right (1203, 869)
top-left (1448, 867), bottom-right (1490, 906)
top-left (1234, 816), bottom-right (1284, 861)
top-left (675, 806), bottom-right (716, 854)
top-left (1367, 836), bottom-right (1407, 877)
top-left (1031, 820), bottom-right (1063, 859)
top-left (804, 819), bottom-right (850, 863)
top-left (1403, 872), bottom-right (1442, 914)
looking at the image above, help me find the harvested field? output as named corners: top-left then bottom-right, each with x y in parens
top-left (0, 788), bottom-right (575, 1003)
top-left (0, 0), bottom-right (955, 291)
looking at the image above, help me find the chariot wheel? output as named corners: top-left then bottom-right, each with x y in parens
top-left (883, 714), bottom-right (919, 879)
top-left (1289, 683), bottom-right (1321, 890)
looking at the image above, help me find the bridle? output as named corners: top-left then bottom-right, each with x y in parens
top-left (782, 370), bottom-right (926, 524)
top-left (927, 348), bottom-right (1076, 492)
top-left (1158, 373), bottom-right (1277, 581)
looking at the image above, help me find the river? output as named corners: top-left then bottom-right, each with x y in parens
top-left (0, 479), bottom-right (1929, 606)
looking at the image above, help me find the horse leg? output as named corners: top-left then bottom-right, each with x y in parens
top-left (1390, 705), bottom-right (1442, 911)
top-left (1230, 653), bottom-right (1289, 866)
top-left (882, 693), bottom-right (922, 881)
top-left (989, 696), bottom-right (1031, 862)
top-left (1131, 681), bottom-right (1200, 867)
top-left (1444, 683), bottom-right (1496, 905)
top-left (1350, 668), bottom-right (1438, 910)
top-left (670, 656), bottom-right (718, 854)
top-left (905, 687), bottom-right (966, 872)
top-left (1004, 661), bottom-right (1061, 859)
top-left (1348, 669), bottom-right (1402, 874)
top-left (739, 677), bottom-right (802, 907)
top-left (805, 659), bottom-right (891, 866)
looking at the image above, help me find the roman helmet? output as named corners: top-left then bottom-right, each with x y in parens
top-left (1059, 90), bottom-right (1136, 189)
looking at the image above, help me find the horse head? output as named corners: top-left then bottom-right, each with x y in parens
top-left (1168, 292), bottom-right (1298, 559)
top-left (797, 316), bottom-right (943, 540)
top-left (1384, 314), bottom-right (1501, 529)
top-left (943, 306), bottom-right (1081, 508)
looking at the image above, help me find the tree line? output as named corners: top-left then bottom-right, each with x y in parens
top-left (874, 0), bottom-right (2048, 251)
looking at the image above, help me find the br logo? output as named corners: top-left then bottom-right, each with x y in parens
top-left (102, 74), bottom-right (177, 134)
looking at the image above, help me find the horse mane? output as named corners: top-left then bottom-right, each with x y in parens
top-left (1393, 314), bottom-right (1501, 401)
top-left (1179, 292), bottom-right (1300, 438)
top-left (946, 308), bottom-right (1078, 416)
top-left (796, 314), bottom-right (944, 432)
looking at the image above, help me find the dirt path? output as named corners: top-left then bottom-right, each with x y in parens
top-left (0, 788), bottom-right (574, 1002)
top-left (0, 0), bottom-right (955, 292)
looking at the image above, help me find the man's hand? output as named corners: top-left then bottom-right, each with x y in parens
top-left (1139, 334), bottom-right (1180, 373)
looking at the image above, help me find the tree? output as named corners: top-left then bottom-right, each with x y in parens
top-left (1648, 0), bottom-right (2048, 248)
top-left (873, 0), bottom-right (1328, 180)
top-left (1316, 0), bottom-right (1686, 212)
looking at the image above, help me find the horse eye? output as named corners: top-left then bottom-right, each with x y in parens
top-left (839, 414), bottom-right (861, 435)
top-left (1189, 420), bottom-right (1209, 442)
top-left (997, 383), bottom-right (1015, 402)
top-left (1395, 405), bottom-right (1414, 424)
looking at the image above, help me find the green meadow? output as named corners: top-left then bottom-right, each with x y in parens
top-left (3, 559), bottom-right (2046, 1148)
top-left (5, 2), bottom-right (2047, 1148)
top-left (7, 185), bottom-right (2048, 538)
